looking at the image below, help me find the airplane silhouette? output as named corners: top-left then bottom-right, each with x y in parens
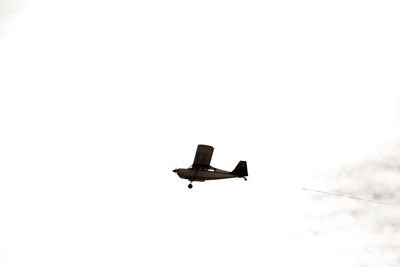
top-left (173, 144), bottom-right (248, 188)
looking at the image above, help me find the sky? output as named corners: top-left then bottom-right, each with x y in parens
top-left (1, 0), bottom-right (400, 266)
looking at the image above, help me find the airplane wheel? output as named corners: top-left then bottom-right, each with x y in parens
top-left (188, 184), bottom-right (193, 189)
top-left (244, 178), bottom-right (247, 181)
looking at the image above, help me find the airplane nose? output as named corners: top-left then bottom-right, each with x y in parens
top-left (173, 169), bottom-right (178, 173)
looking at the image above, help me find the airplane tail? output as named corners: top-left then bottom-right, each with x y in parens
top-left (231, 161), bottom-right (248, 177)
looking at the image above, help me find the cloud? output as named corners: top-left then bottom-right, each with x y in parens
top-left (0, 0), bottom-right (23, 36)
top-left (332, 143), bottom-right (400, 204)
top-left (0, 0), bottom-right (19, 16)
top-left (309, 141), bottom-right (400, 266)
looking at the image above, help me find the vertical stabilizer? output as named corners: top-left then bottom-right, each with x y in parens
top-left (231, 161), bottom-right (248, 177)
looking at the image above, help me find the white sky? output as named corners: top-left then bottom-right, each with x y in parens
top-left (1, 0), bottom-right (400, 266)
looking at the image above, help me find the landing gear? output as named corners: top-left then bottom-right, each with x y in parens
top-left (243, 177), bottom-right (247, 181)
top-left (188, 183), bottom-right (193, 189)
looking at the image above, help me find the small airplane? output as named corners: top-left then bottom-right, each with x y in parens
top-left (173, 144), bottom-right (248, 188)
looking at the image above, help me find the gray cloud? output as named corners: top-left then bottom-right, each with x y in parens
top-left (310, 141), bottom-right (400, 266)
top-left (333, 150), bottom-right (400, 204)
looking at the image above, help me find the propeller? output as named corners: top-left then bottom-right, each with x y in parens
top-left (173, 168), bottom-right (178, 173)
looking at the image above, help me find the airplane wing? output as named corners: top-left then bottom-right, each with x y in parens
top-left (192, 144), bottom-right (214, 168)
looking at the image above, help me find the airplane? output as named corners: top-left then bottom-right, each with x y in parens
top-left (173, 144), bottom-right (248, 188)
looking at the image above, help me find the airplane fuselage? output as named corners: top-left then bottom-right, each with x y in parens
top-left (175, 168), bottom-right (237, 181)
